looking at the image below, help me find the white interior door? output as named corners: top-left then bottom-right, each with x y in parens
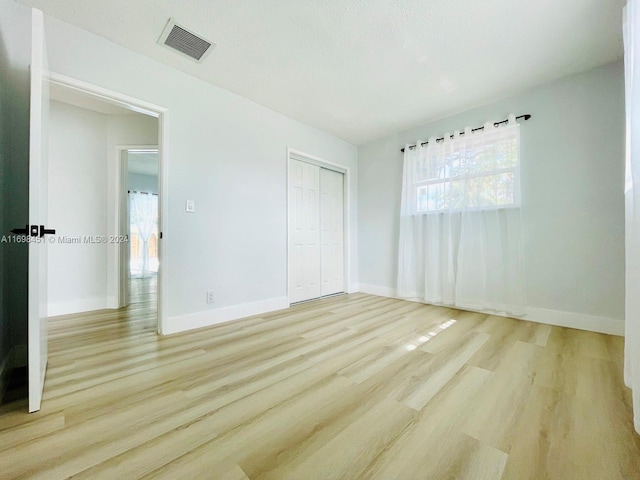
top-left (288, 159), bottom-right (321, 303)
top-left (28, 8), bottom-right (50, 413)
top-left (320, 168), bottom-right (344, 296)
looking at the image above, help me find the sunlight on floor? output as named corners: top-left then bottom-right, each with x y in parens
top-left (405, 319), bottom-right (457, 351)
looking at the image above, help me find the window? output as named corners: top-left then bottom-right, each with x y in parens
top-left (412, 121), bottom-right (520, 213)
top-left (129, 192), bottom-right (159, 277)
top-left (397, 116), bottom-right (526, 315)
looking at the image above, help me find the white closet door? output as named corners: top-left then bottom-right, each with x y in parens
top-left (288, 160), bottom-right (321, 303)
top-left (320, 168), bottom-right (344, 296)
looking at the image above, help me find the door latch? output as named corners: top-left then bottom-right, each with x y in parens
top-left (10, 225), bottom-right (29, 235)
top-left (10, 225), bottom-right (56, 237)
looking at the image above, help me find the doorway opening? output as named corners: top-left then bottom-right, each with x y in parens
top-left (46, 73), bottom-right (167, 334)
top-left (123, 148), bottom-right (159, 313)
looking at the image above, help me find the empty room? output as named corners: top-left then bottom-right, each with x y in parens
top-left (1, 0), bottom-right (639, 479)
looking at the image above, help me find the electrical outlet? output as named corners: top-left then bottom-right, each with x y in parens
top-left (206, 291), bottom-right (215, 304)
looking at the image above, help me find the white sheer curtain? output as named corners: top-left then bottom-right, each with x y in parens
top-left (397, 115), bottom-right (526, 315)
top-left (129, 192), bottom-right (158, 278)
top-left (624, 0), bottom-right (640, 434)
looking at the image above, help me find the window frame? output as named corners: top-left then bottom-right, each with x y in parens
top-left (413, 130), bottom-right (521, 214)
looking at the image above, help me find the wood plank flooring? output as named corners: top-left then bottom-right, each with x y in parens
top-left (1, 283), bottom-right (639, 479)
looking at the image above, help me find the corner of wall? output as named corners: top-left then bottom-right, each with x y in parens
top-left (164, 296), bottom-right (290, 335)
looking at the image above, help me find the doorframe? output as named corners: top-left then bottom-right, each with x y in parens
top-left (116, 145), bottom-right (159, 310)
top-left (46, 72), bottom-right (169, 334)
top-left (286, 148), bottom-right (352, 304)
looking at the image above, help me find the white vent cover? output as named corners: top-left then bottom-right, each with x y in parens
top-left (158, 19), bottom-right (215, 62)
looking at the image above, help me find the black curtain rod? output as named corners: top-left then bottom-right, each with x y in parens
top-left (400, 114), bottom-right (531, 153)
top-left (128, 190), bottom-right (158, 196)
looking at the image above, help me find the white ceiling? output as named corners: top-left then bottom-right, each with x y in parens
top-left (19, 0), bottom-right (626, 145)
top-left (128, 151), bottom-right (159, 176)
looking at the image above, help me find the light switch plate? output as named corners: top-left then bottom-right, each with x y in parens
top-left (186, 200), bottom-right (195, 213)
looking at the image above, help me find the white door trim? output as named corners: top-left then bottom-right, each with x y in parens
top-left (47, 72), bottom-right (169, 335)
top-left (113, 144), bottom-right (159, 310)
top-left (286, 148), bottom-right (351, 305)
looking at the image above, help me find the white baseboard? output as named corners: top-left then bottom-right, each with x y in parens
top-left (358, 283), bottom-right (624, 336)
top-left (48, 297), bottom-right (109, 317)
top-left (164, 296), bottom-right (290, 335)
top-left (523, 307), bottom-right (624, 336)
top-left (359, 284), bottom-right (396, 298)
top-left (106, 295), bottom-right (119, 309)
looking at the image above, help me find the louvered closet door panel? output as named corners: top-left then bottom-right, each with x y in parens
top-left (289, 160), bottom-right (321, 303)
top-left (320, 168), bottom-right (344, 296)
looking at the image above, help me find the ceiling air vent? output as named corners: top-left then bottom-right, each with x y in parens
top-left (158, 19), bottom-right (215, 62)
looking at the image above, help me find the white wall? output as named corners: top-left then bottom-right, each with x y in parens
top-left (47, 102), bottom-right (159, 316)
top-left (358, 61), bottom-right (625, 335)
top-left (39, 11), bottom-right (358, 334)
top-left (107, 114), bottom-right (158, 148)
top-left (48, 101), bottom-right (109, 315)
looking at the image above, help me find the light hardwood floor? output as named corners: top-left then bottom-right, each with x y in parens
top-left (1, 284), bottom-right (639, 479)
